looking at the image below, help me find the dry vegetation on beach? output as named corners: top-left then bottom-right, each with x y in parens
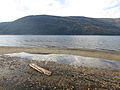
top-left (0, 56), bottom-right (120, 90)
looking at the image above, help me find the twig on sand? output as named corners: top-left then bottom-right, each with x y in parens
top-left (29, 63), bottom-right (52, 76)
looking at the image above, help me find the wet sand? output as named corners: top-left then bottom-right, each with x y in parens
top-left (0, 56), bottom-right (120, 90)
top-left (0, 46), bottom-right (120, 61)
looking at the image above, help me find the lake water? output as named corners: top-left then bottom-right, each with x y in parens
top-left (0, 35), bottom-right (120, 51)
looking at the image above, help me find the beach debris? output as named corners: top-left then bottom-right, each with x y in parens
top-left (29, 63), bottom-right (52, 76)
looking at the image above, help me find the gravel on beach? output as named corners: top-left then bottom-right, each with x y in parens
top-left (0, 55), bottom-right (120, 90)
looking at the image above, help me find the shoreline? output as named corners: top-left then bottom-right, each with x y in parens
top-left (0, 56), bottom-right (120, 89)
top-left (0, 46), bottom-right (120, 89)
top-left (0, 46), bottom-right (120, 61)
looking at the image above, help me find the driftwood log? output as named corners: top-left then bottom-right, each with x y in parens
top-left (29, 63), bottom-right (52, 76)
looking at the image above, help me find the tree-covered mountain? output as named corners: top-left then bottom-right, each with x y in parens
top-left (0, 15), bottom-right (120, 35)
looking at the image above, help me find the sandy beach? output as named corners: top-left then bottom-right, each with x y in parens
top-left (0, 46), bottom-right (120, 89)
top-left (0, 56), bottom-right (120, 90)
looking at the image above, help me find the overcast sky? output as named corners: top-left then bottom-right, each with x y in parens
top-left (0, 0), bottom-right (120, 22)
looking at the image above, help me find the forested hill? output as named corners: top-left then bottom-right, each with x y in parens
top-left (0, 15), bottom-right (120, 35)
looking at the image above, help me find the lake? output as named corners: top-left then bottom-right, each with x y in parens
top-left (0, 35), bottom-right (120, 51)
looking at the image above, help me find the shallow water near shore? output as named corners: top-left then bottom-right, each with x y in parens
top-left (5, 52), bottom-right (120, 70)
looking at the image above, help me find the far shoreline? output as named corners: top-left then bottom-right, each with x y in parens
top-left (0, 46), bottom-right (120, 61)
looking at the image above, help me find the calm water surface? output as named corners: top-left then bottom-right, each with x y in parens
top-left (0, 35), bottom-right (120, 51)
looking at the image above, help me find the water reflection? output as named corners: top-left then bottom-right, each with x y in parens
top-left (5, 52), bottom-right (120, 70)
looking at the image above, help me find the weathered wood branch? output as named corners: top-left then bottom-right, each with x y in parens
top-left (29, 63), bottom-right (52, 76)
